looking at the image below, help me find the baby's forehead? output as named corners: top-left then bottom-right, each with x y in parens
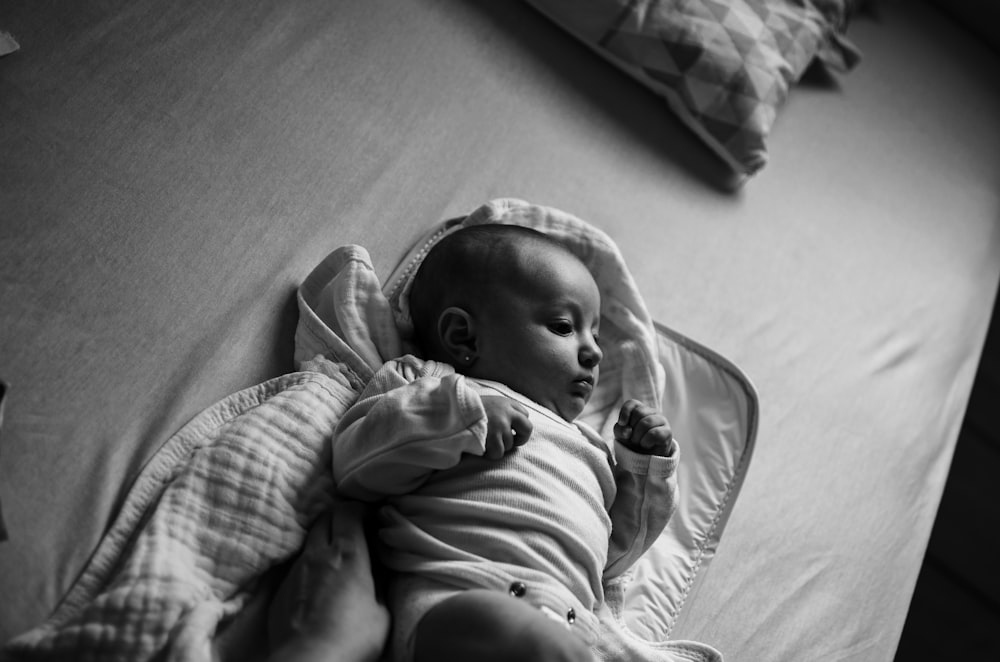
top-left (508, 231), bottom-right (579, 265)
top-left (532, 237), bottom-right (593, 273)
top-left (488, 242), bottom-right (599, 304)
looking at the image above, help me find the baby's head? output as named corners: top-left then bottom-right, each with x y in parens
top-left (409, 223), bottom-right (603, 421)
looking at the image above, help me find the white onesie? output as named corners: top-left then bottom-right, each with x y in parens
top-left (332, 355), bottom-right (679, 661)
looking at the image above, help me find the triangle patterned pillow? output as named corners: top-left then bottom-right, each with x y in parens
top-left (525, 0), bottom-right (862, 180)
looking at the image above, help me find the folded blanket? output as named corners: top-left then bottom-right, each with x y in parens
top-left (2, 372), bottom-right (356, 661)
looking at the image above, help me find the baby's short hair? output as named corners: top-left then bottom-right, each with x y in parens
top-left (408, 223), bottom-right (574, 357)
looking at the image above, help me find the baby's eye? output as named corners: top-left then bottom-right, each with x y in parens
top-left (548, 320), bottom-right (574, 336)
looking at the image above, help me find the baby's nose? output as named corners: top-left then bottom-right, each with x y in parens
top-left (580, 341), bottom-right (603, 368)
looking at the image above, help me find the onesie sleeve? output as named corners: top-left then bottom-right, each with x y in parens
top-left (603, 438), bottom-right (679, 581)
top-left (332, 355), bottom-right (488, 501)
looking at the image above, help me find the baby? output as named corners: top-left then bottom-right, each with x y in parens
top-left (331, 224), bottom-right (679, 662)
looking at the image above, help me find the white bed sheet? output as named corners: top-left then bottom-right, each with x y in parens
top-left (1, 0), bottom-right (998, 660)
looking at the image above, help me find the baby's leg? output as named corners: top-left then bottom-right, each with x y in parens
top-left (267, 501), bottom-right (390, 662)
top-left (413, 589), bottom-right (593, 662)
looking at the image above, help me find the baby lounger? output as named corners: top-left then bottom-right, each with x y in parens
top-left (378, 198), bottom-right (760, 643)
top-left (3, 199), bottom-right (756, 661)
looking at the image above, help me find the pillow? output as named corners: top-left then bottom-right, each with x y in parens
top-left (524, 0), bottom-right (861, 179)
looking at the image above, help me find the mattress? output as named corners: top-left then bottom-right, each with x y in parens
top-left (1, 0), bottom-right (998, 660)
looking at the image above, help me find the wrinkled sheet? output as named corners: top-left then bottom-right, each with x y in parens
top-left (1, 1), bottom-right (999, 661)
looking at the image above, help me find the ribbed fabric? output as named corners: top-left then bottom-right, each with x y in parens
top-left (333, 355), bottom-right (678, 648)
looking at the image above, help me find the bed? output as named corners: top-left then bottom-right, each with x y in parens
top-left (1, 0), bottom-right (999, 660)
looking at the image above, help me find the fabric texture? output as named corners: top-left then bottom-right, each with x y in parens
top-left (332, 356), bottom-right (679, 655)
top-left (2, 372), bottom-right (356, 661)
top-left (523, 0), bottom-right (861, 177)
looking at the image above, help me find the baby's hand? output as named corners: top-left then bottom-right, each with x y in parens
top-left (614, 399), bottom-right (673, 456)
top-left (481, 396), bottom-right (532, 460)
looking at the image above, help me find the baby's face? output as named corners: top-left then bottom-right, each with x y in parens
top-left (471, 248), bottom-right (602, 421)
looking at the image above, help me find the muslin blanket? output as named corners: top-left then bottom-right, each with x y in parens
top-left (3, 198), bottom-right (718, 662)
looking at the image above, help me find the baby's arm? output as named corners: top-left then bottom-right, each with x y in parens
top-left (480, 396), bottom-right (532, 459)
top-left (333, 357), bottom-right (530, 500)
top-left (604, 399), bottom-right (679, 580)
top-left (334, 356), bottom-right (488, 500)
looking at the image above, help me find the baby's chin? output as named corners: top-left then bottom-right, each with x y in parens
top-left (555, 397), bottom-right (589, 422)
top-left (519, 388), bottom-right (589, 422)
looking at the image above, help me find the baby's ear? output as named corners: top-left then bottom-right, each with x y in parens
top-left (438, 307), bottom-right (478, 367)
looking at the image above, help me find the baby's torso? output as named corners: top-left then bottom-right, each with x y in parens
top-left (379, 379), bottom-right (617, 608)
